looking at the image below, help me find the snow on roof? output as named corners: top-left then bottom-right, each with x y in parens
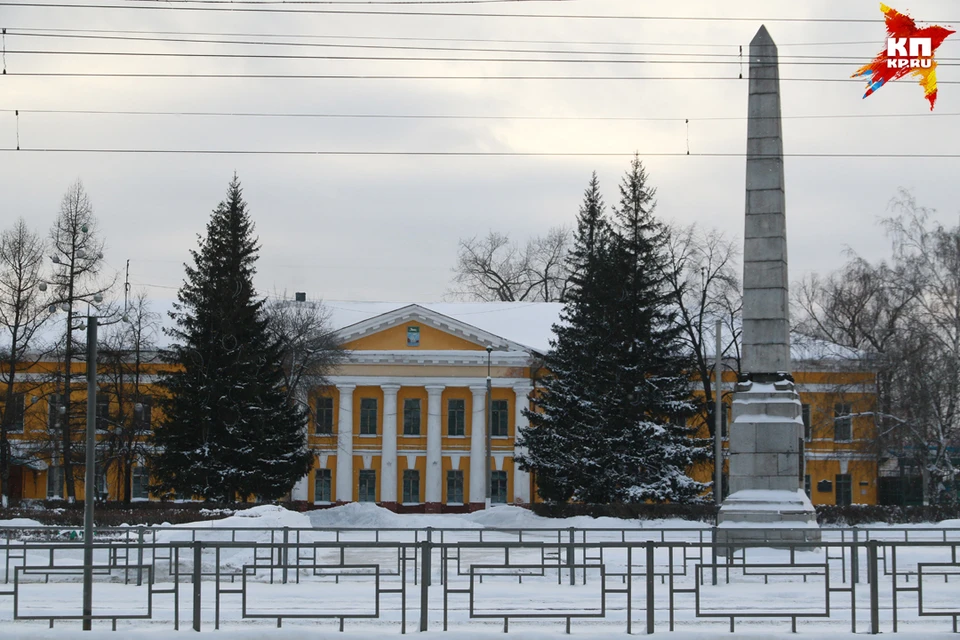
top-left (325, 301), bottom-right (562, 354)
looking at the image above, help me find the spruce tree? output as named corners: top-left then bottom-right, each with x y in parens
top-left (152, 177), bottom-right (312, 502)
top-left (518, 173), bottom-right (620, 502)
top-left (520, 162), bottom-right (708, 504)
top-left (603, 156), bottom-right (708, 503)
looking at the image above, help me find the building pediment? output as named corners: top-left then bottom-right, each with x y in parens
top-left (336, 304), bottom-right (535, 354)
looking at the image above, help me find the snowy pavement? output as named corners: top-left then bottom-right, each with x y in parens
top-left (1, 504), bottom-right (960, 636)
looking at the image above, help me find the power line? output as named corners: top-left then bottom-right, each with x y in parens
top-left (5, 108), bottom-right (958, 122)
top-left (10, 48), bottom-right (931, 65)
top-left (5, 2), bottom-right (950, 22)
top-left (2, 31), bottom-right (891, 59)
top-left (9, 72), bottom-right (939, 82)
top-left (2, 26), bottom-right (891, 48)
top-left (3, 148), bottom-right (958, 158)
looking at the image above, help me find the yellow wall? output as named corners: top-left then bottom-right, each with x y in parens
top-left (343, 321), bottom-right (484, 351)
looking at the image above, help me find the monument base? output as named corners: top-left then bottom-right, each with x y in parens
top-left (717, 489), bottom-right (820, 546)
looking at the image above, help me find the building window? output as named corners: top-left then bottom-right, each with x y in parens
top-left (95, 396), bottom-right (110, 431)
top-left (47, 466), bottom-right (64, 499)
top-left (358, 469), bottom-right (377, 502)
top-left (315, 397), bottom-right (334, 434)
top-left (134, 397), bottom-right (153, 431)
top-left (669, 414), bottom-right (686, 427)
top-left (48, 393), bottom-right (65, 431)
top-left (834, 403), bottom-right (852, 441)
top-left (403, 398), bottom-right (421, 436)
top-left (132, 467), bottom-right (150, 500)
top-left (448, 399), bottom-right (465, 436)
top-left (402, 469), bottom-right (420, 503)
top-left (491, 399), bottom-right (509, 437)
top-left (94, 464), bottom-right (108, 500)
top-left (491, 470), bottom-right (508, 504)
top-left (801, 404), bottom-right (811, 441)
top-left (360, 398), bottom-right (378, 435)
top-left (314, 468), bottom-right (332, 502)
top-left (836, 474), bottom-right (852, 506)
top-left (1, 393), bottom-right (25, 433)
top-left (447, 470), bottom-right (464, 504)
top-left (720, 403), bottom-right (729, 438)
top-left (804, 474), bottom-right (812, 498)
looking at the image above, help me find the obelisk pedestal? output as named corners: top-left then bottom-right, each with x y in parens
top-left (717, 25), bottom-right (819, 544)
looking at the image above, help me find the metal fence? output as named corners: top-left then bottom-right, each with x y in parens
top-left (0, 524), bottom-right (959, 633)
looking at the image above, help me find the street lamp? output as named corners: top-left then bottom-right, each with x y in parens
top-left (485, 346), bottom-right (493, 510)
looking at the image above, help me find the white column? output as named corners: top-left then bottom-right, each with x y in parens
top-left (380, 384), bottom-right (401, 505)
top-left (469, 385), bottom-right (487, 506)
top-left (335, 384), bottom-right (356, 502)
top-left (425, 385), bottom-right (445, 505)
top-left (513, 384), bottom-right (533, 504)
top-left (291, 475), bottom-right (309, 501)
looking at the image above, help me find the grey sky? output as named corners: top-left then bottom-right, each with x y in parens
top-left (2, 0), bottom-right (958, 307)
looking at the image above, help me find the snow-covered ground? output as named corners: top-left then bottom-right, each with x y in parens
top-left (2, 505), bottom-right (960, 636)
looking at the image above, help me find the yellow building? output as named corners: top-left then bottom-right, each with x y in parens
top-left (0, 302), bottom-right (879, 508)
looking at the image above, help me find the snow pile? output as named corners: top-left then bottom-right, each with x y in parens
top-left (306, 503), bottom-right (709, 531)
top-left (154, 505), bottom-right (314, 544)
top-left (0, 518), bottom-right (44, 528)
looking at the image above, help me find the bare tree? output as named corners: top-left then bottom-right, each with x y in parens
top-left (450, 227), bottom-right (572, 302)
top-left (96, 291), bottom-right (158, 503)
top-left (0, 218), bottom-right (51, 507)
top-left (46, 180), bottom-right (114, 501)
top-left (794, 189), bottom-right (960, 504)
top-left (663, 223), bottom-right (742, 435)
top-left (263, 294), bottom-right (345, 423)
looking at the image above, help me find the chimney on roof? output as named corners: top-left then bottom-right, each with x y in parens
top-left (295, 292), bottom-right (307, 302)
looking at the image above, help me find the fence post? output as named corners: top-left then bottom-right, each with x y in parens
top-left (851, 529), bottom-right (860, 584)
top-left (137, 526), bottom-right (145, 587)
top-left (868, 540), bottom-right (879, 635)
top-left (425, 527), bottom-right (433, 587)
top-left (567, 527), bottom-right (576, 586)
top-left (419, 540), bottom-right (431, 632)
top-left (282, 527), bottom-right (289, 585)
top-left (711, 527), bottom-right (718, 586)
top-left (646, 542), bottom-right (655, 634)
top-left (192, 542), bottom-right (202, 632)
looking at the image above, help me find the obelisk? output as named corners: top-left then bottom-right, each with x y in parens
top-left (717, 26), bottom-right (818, 541)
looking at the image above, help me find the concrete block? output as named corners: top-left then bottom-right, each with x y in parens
top-left (743, 261), bottom-right (788, 289)
top-left (745, 159), bottom-right (785, 190)
top-left (745, 212), bottom-right (786, 239)
top-left (743, 342), bottom-right (792, 373)
top-left (778, 453), bottom-right (800, 475)
top-left (754, 454), bottom-right (779, 475)
top-left (748, 93), bottom-right (780, 120)
top-left (729, 423), bottom-right (757, 453)
top-left (756, 426), bottom-right (802, 452)
top-left (741, 287), bottom-right (789, 319)
top-left (747, 136), bottom-right (783, 158)
top-left (743, 236), bottom-right (787, 263)
top-left (746, 189), bottom-right (785, 215)
top-left (742, 318), bottom-right (790, 347)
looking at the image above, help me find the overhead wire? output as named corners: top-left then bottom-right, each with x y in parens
top-left (4, 108), bottom-right (958, 122)
top-left (5, 2), bottom-right (958, 22)
top-left (0, 26), bottom-right (892, 48)
top-left (10, 48), bottom-right (942, 65)
top-left (2, 149), bottom-right (958, 158)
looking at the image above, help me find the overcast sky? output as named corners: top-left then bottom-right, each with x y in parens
top-left (2, 0), bottom-right (958, 308)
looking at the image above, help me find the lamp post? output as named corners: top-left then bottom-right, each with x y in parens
top-left (485, 346), bottom-right (493, 510)
top-left (82, 315), bottom-right (98, 630)
top-left (714, 319), bottom-right (723, 506)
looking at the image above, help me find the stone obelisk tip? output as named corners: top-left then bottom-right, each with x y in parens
top-left (751, 24), bottom-right (775, 47)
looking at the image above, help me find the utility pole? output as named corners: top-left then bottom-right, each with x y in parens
top-left (82, 315), bottom-right (98, 630)
top-left (714, 319), bottom-right (723, 505)
top-left (485, 346), bottom-right (493, 509)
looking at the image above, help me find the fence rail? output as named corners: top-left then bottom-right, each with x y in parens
top-left (0, 524), bottom-right (959, 633)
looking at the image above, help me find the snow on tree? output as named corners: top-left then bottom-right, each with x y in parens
top-left (152, 177), bottom-right (312, 502)
top-left (520, 163), bottom-right (709, 504)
